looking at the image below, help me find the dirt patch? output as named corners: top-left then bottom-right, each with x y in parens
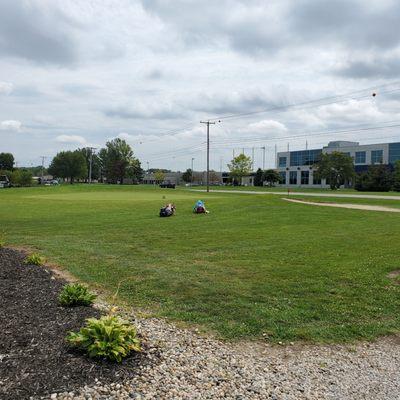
top-left (0, 248), bottom-right (149, 400)
top-left (283, 198), bottom-right (400, 213)
top-left (387, 270), bottom-right (400, 283)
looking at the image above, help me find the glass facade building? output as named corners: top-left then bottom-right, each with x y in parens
top-left (389, 142), bottom-right (400, 164)
top-left (371, 150), bottom-right (383, 164)
top-left (355, 151), bottom-right (366, 164)
top-left (290, 149), bottom-right (322, 166)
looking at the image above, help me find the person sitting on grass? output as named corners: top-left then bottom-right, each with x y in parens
top-left (193, 200), bottom-right (209, 214)
top-left (159, 203), bottom-right (176, 217)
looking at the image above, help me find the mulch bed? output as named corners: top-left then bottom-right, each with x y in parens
top-left (0, 248), bottom-right (146, 400)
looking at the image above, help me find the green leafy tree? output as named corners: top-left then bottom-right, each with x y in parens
top-left (355, 165), bottom-right (393, 192)
top-left (126, 158), bottom-right (144, 183)
top-left (10, 169), bottom-right (33, 186)
top-left (48, 150), bottom-right (87, 184)
top-left (253, 168), bottom-right (264, 186)
top-left (314, 152), bottom-right (354, 190)
top-left (228, 154), bottom-right (252, 185)
top-left (99, 138), bottom-right (141, 184)
top-left (0, 153), bottom-right (14, 170)
top-left (182, 168), bottom-right (193, 183)
top-left (263, 169), bottom-right (281, 186)
top-left (77, 148), bottom-right (101, 181)
top-left (154, 170), bottom-right (165, 183)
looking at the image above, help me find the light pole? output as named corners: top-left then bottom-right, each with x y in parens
top-left (88, 147), bottom-right (96, 184)
top-left (191, 157), bottom-right (194, 185)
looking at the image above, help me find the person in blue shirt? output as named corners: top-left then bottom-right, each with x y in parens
top-left (193, 200), bottom-right (209, 214)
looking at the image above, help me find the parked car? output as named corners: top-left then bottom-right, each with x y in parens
top-left (0, 175), bottom-right (10, 188)
top-left (44, 179), bottom-right (59, 186)
top-left (160, 182), bottom-right (176, 189)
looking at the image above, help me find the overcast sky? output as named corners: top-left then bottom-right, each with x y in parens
top-left (1, 0), bottom-right (400, 171)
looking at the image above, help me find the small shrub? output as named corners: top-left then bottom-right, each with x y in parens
top-left (59, 283), bottom-right (96, 307)
top-left (24, 253), bottom-right (45, 266)
top-left (66, 315), bottom-right (141, 362)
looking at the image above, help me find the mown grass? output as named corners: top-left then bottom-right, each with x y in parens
top-left (1, 184), bottom-right (399, 342)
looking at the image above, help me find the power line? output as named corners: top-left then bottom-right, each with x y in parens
top-left (207, 81), bottom-right (400, 122)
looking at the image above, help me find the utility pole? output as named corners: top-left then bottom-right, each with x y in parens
top-left (40, 156), bottom-right (46, 183)
top-left (261, 146), bottom-right (266, 170)
top-left (146, 161), bottom-right (149, 171)
top-left (88, 147), bottom-right (96, 184)
top-left (274, 144), bottom-right (277, 168)
top-left (191, 157), bottom-right (195, 185)
top-left (251, 147), bottom-right (255, 171)
top-left (200, 120), bottom-right (215, 193)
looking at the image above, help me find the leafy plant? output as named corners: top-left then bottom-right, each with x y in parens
top-left (66, 315), bottom-right (141, 362)
top-left (24, 253), bottom-right (45, 266)
top-left (59, 283), bottom-right (97, 307)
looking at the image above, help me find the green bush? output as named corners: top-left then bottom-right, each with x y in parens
top-left (11, 169), bottom-right (33, 187)
top-left (59, 283), bottom-right (96, 307)
top-left (66, 315), bottom-right (141, 362)
top-left (24, 253), bottom-right (45, 266)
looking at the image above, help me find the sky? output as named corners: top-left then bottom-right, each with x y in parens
top-left (1, 0), bottom-right (400, 171)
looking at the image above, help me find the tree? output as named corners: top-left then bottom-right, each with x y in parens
top-left (0, 153), bottom-right (14, 170)
top-left (253, 168), bottom-right (264, 186)
top-left (355, 164), bottom-right (393, 192)
top-left (314, 152), bottom-right (354, 190)
top-left (227, 154), bottom-right (252, 185)
top-left (182, 168), bottom-right (193, 183)
top-left (263, 169), bottom-right (281, 186)
top-left (48, 151), bottom-right (87, 184)
top-left (126, 158), bottom-right (144, 183)
top-left (154, 170), bottom-right (165, 183)
top-left (77, 148), bottom-right (101, 181)
top-left (393, 160), bottom-right (400, 192)
top-left (99, 138), bottom-right (141, 184)
top-left (10, 169), bottom-right (33, 186)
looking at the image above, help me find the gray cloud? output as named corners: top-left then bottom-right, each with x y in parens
top-left (334, 55), bottom-right (400, 79)
top-left (0, 0), bottom-right (78, 65)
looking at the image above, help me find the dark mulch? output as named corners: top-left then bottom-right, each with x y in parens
top-left (0, 248), bottom-right (147, 400)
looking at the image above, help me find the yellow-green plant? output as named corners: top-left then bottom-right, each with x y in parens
top-left (59, 283), bottom-right (97, 307)
top-left (66, 315), bottom-right (141, 362)
top-left (24, 253), bottom-right (45, 266)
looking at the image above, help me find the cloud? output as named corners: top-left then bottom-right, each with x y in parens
top-left (247, 119), bottom-right (287, 133)
top-left (334, 53), bottom-right (400, 79)
top-left (0, 81), bottom-right (13, 95)
top-left (55, 135), bottom-right (87, 145)
top-left (0, 0), bottom-right (78, 65)
top-left (103, 101), bottom-right (185, 120)
top-left (1, 120), bottom-right (22, 131)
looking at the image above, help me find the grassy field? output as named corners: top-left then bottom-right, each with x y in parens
top-left (1, 184), bottom-right (400, 342)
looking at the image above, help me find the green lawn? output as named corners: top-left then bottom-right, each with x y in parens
top-left (1, 184), bottom-right (400, 342)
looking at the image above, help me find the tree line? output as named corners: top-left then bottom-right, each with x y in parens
top-left (48, 138), bottom-right (143, 184)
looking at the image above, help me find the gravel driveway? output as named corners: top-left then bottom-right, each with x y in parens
top-left (55, 316), bottom-right (400, 400)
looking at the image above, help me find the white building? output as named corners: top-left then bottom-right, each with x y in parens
top-left (276, 140), bottom-right (400, 188)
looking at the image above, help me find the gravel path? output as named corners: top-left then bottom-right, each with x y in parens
top-left (190, 189), bottom-right (400, 200)
top-left (53, 313), bottom-right (400, 400)
top-left (283, 198), bottom-right (400, 213)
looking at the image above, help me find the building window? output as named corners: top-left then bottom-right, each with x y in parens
top-left (289, 171), bottom-right (297, 185)
top-left (389, 142), bottom-right (400, 164)
top-left (290, 149), bottom-right (322, 166)
top-left (301, 171), bottom-right (309, 185)
top-left (279, 171), bottom-right (286, 184)
top-left (371, 150), bottom-right (383, 164)
top-left (355, 151), bottom-right (366, 164)
top-left (313, 174), bottom-right (321, 185)
top-left (278, 157), bottom-right (287, 167)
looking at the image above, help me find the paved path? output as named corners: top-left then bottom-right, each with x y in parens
top-left (190, 189), bottom-right (400, 200)
top-left (283, 198), bottom-right (400, 213)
